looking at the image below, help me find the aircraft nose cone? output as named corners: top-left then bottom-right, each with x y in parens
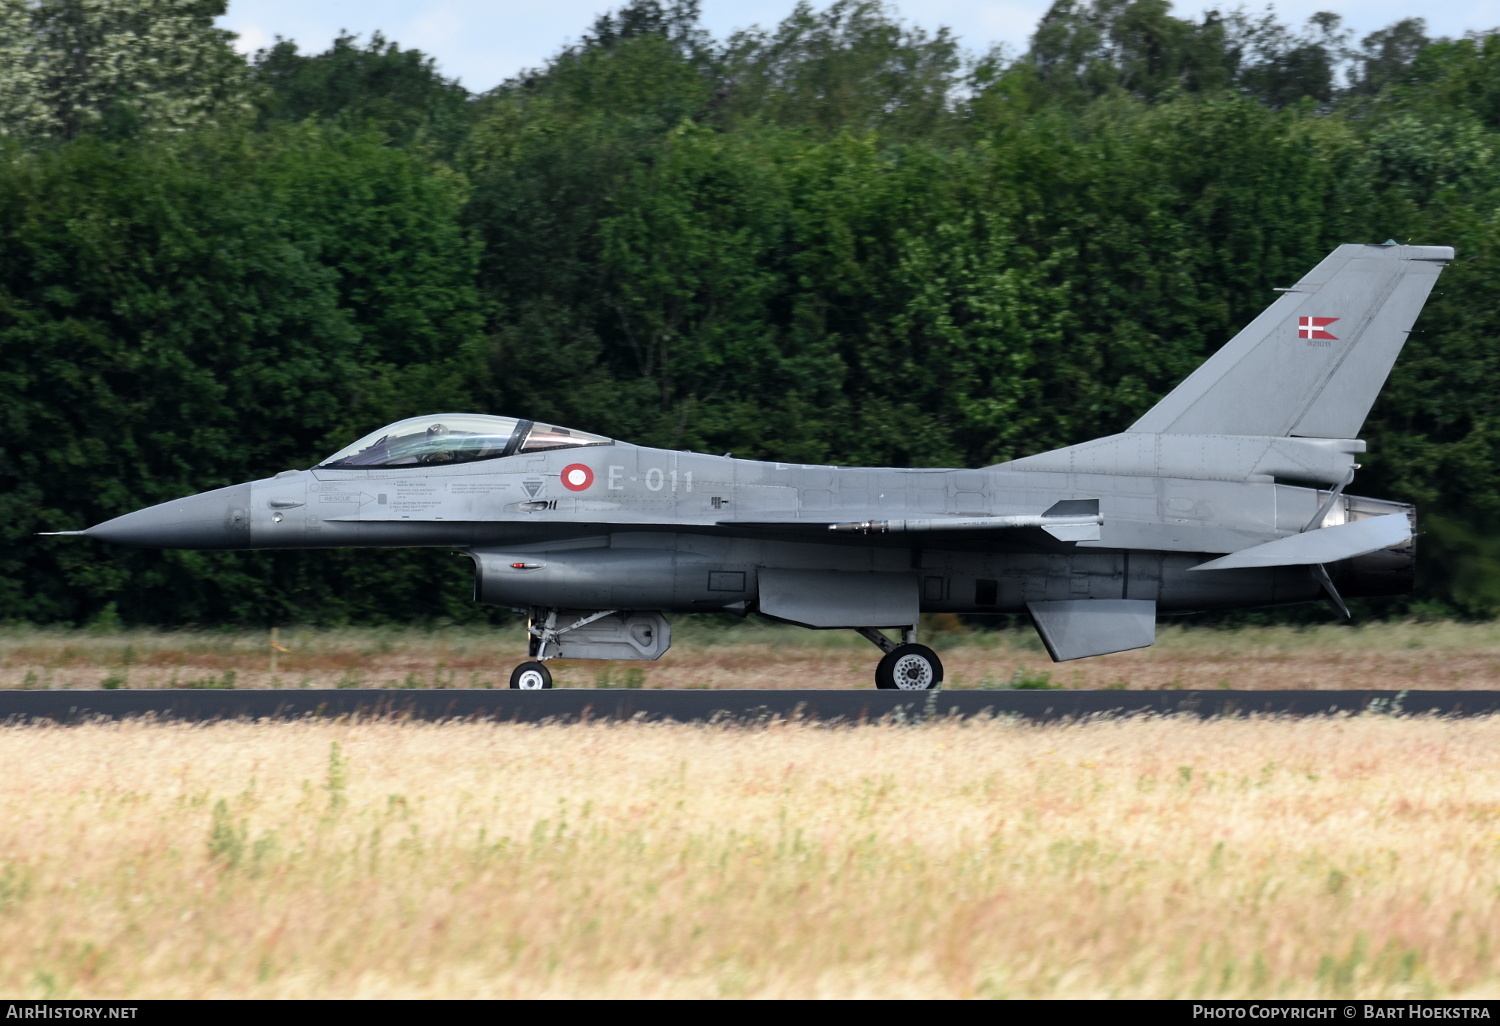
top-left (85, 483), bottom-right (253, 549)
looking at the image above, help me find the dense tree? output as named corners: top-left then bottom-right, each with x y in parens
top-left (555, 0), bottom-right (712, 65)
top-left (1348, 17), bottom-right (1430, 96)
top-left (250, 31), bottom-right (471, 154)
top-left (716, 0), bottom-right (962, 138)
top-left (0, 0), bottom-right (247, 140)
top-left (1026, 0), bottom-right (1236, 102)
top-left (3, 0), bottom-right (1500, 622)
top-left (1400, 31), bottom-right (1500, 129)
top-left (1226, 9), bottom-right (1350, 108)
top-left (0, 128), bottom-right (488, 624)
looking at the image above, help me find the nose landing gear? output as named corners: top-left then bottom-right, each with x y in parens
top-left (509, 607), bottom-right (610, 689)
top-left (512, 606), bottom-right (668, 689)
top-left (509, 661), bottom-right (553, 689)
top-left (856, 627), bottom-right (943, 690)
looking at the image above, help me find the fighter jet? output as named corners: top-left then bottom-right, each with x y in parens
top-left (49, 243), bottom-right (1451, 689)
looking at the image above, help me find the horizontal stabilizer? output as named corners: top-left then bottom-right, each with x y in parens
top-left (1028, 599), bottom-right (1157, 662)
top-left (1188, 513), bottom-right (1410, 571)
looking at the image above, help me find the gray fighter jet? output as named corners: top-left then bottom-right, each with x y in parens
top-left (49, 243), bottom-right (1451, 689)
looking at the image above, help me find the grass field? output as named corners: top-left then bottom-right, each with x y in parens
top-left (1, 618), bottom-right (1498, 691)
top-left (1, 714), bottom-right (1498, 998)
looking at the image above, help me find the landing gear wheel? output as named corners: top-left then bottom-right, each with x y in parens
top-left (875, 644), bottom-right (944, 690)
top-left (510, 661), bottom-right (553, 690)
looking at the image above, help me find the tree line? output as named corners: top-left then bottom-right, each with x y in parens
top-left (1, 0), bottom-right (1497, 625)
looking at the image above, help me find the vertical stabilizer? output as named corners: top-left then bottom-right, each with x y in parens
top-left (1130, 243), bottom-right (1452, 438)
top-left (999, 243), bottom-right (1453, 483)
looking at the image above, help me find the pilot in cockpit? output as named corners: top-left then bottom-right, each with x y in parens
top-left (422, 423), bottom-right (454, 463)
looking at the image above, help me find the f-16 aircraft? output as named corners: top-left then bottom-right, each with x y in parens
top-left (50, 243), bottom-right (1451, 689)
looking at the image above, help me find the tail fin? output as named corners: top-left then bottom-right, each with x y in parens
top-left (999, 243), bottom-right (1453, 485)
top-left (1131, 243), bottom-right (1452, 438)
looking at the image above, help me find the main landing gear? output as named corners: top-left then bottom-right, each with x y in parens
top-left (857, 627), bottom-right (944, 690)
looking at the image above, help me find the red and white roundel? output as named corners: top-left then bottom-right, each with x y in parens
top-left (560, 463), bottom-right (594, 491)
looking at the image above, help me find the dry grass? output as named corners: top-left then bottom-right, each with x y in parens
top-left (1, 619), bottom-right (1499, 691)
top-left (2, 715), bottom-right (1500, 998)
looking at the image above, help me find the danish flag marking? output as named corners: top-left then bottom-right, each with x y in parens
top-left (1298, 316), bottom-right (1339, 341)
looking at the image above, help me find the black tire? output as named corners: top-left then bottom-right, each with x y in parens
top-left (874, 644), bottom-right (944, 690)
top-left (509, 661), bottom-right (553, 690)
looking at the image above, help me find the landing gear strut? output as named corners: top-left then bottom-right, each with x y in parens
top-left (857, 627), bottom-right (943, 690)
top-left (526, 607), bottom-right (621, 660)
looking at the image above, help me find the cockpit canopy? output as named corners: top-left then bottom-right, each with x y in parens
top-left (317, 414), bottom-right (612, 469)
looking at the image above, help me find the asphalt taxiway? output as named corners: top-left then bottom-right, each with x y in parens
top-left (0, 688), bottom-right (1495, 724)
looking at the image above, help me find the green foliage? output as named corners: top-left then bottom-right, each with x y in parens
top-left (1402, 33), bottom-right (1500, 128)
top-left (1023, 1), bottom-right (1357, 109)
top-left (182, 669), bottom-right (236, 689)
top-left (1027, 0), bottom-right (1239, 104)
top-left (595, 665), bottom-right (647, 688)
top-left (0, 125), bottom-right (492, 625)
top-left (326, 741), bottom-right (348, 812)
top-left (2, 0), bottom-right (1500, 622)
top-left (207, 797), bottom-right (246, 868)
top-left (1415, 517), bottom-right (1500, 617)
top-left (1348, 19), bottom-right (1431, 97)
top-left (250, 31), bottom-right (472, 155)
top-left (981, 668), bottom-right (1058, 690)
top-left (0, 0), bottom-right (248, 141)
top-left (717, 0), bottom-right (962, 139)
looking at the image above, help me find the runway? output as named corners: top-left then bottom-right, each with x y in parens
top-left (0, 688), bottom-right (1497, 724)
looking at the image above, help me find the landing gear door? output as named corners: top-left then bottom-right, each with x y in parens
top-left (540, 611), bottom-right (672, 661)
top-left (758, 570), bottom-right (919, 629)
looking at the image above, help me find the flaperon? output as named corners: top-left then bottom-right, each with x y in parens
top-left (48, 243), bottom-right (1452, 690)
